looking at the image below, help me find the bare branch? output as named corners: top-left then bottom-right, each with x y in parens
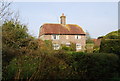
top-left (0, 0), bottom-right (13, 21)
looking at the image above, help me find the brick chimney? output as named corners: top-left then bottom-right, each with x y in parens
top-left (60, 13), bottom-right (66, 25)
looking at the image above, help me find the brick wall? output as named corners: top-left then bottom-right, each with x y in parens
top-left (39, 35), bottom-right (86, 51)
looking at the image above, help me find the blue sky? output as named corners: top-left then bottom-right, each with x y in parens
top-left (11, 2), bottom-right (118, 38)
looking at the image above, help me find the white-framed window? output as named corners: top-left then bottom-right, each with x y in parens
top-left (75, 35), bottom-right (81, 39)
top-left (53, 44), bottom-right (60, 50)
top-left (52, 35), bottom-right (59, 40)
top-left (66, 35), bottom-right (69, 39)
top-left (66, 43), bottom-right (71, 47)
top-left (76, 43), bottom-right (81, 50)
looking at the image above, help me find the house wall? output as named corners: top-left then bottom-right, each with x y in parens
top-left (39, 35), bottom-right (86, 51)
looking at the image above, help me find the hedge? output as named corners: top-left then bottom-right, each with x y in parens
top-left (99, 39), bottom-right (120, 55)
top-left (4, 51), bottom-right (120, 81)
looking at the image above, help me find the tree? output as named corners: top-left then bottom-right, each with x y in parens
top-left (86, 30), bottom-right (94, 44)
top-left (2, 21), bottom-right (31, 48)
top-left (85, 30), bottom-right (94, 53)
top-left (2, 21), bottom-right (34, 67)
top-left (0, 0), bottom-right (13, 21)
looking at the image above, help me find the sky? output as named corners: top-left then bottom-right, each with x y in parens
top-left (10, 2), bottom-right (118, 38)
top-left (8, 0), bottom-right (120, 2)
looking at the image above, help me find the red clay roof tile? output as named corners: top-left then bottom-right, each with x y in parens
top-left (39, 23), bottom-right (86, 36)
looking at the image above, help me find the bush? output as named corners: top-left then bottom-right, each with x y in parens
top-left (99, 29), bottom-right (120, 55)
top-left (104, 30), bottom-right (120, 39)
top-left (61, 43), bottom-right (76, 51)
top-left (2, 21), bottom-right (35, 67)
top-left (70, 53), bottom-right (119, 81)
top-left (5, 52), bottom-right (120, 80)
top-left (62, 45), bottom-right (72, 51)
top-left (4, 50), bottom-right (75, 80)
top-left (100, 39), bottom-right (120, 55)
top-left (5, 55), bottom-right (39, 79)
top-left (85, 43), bottom-right (94, 53)
top-left (93, 46), bottom-right (100, 53)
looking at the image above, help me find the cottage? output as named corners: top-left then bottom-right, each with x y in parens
top-left (39, 13), bottom-right (86, 51)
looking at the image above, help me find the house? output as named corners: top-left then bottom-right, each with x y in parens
top-left (92, 37), bottom-right (103, 47)
top-left (39, 13), bottom-right (86, 51)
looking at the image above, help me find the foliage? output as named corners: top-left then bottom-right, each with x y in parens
top-left (86, 39), bottom-right (94, 44)
top-left (27, 40), bottom-right (39, 50)
top-left (103, 29), bottom-right (120, 39)
top-left (5, 50), bottom-right (73, 80)
top-left (85, 30), bottom-right (94, 53)
top-left (2, 9), bottom-right (120, 80)
top-left (70, 43), bottom-right (76, 51)
top-left (2, 21), bottom-right (36, 80)
top-left (5, 51), bottom-right (120, 80)
top-left (100, 39), bottom-right (120, 55)
top-left (44, 40), bottom-right (53, 50)
top-left (39, 40), bottom-right (54, 54)
top-left (61, 43), bottom-right (76, 51)
top-left (2, 21), bottom-right (33, 49)
top-left (93, 46), bottom-right (100, 53)
top-left (99, 29), bottom-right (120, 55)
top-left (2, 21), bottom-right (34, 64)
top-left (70, 53), bottom-right (119, 81)
top-left (61, 45), bottom-right (72, 51)
top-left (86, 30), bottom-right (94, 44)
top-left (85, 43), bottom-right (94, 53)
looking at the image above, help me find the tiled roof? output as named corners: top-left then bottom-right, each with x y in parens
top-left (39, 23), bottom-right (86, 36)
top-left (92, 39), bottom-right (101, 46)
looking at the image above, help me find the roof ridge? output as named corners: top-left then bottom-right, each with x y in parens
top-left (67, 24), bottom-right (82, 28)
top-left (43, 23), bottom-right (61, 25)
top-left (67, 24), bottom-right (78, 25)
top-left (67, 24), bottom-right (82, 29)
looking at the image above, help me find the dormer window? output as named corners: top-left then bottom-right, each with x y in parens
top-left (52, 35), bottom-right (59, 40)
top-left (75, 35), bottom-right (81, 39)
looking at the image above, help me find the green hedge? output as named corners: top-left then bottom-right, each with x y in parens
top-left (70, 53), bottom-right (119, 81)
top-left (4, 51), bottom-right (120, 81)
top-left (100, 39), bottom-right (120, 55)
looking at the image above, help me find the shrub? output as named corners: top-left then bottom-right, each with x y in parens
top-left (61, 43), bottom-right (76, 51)
top-left (93, 46), bottom-right (100, 53)
top-left (70, 53), bottom-right (119, 81)
top-left (100, 39), bottom-right (120, 55)
top-left (99, 29), bottom-right (120, 55)
top-left (62, 45), bottom-right (72, 51)
top-left (4, 51), bottom-right (120, 80)
top-left (5, 50), bottom-right (75, 80)
top-left (85, 43), bottom-right (94, 53)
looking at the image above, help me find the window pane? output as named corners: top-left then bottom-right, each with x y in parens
top-left (53, 44), bottom-right (60, 50)
top-left (54, 35), bottom-right (56, 39)
top-left (52, 35), bottom-right (59, 40)
top-left (76, 44), bottom-right (81, 50)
